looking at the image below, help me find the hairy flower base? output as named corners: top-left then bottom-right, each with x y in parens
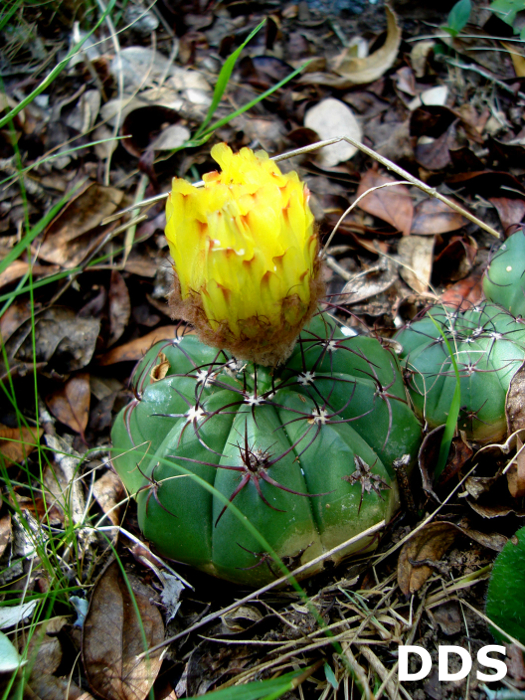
top-left (168, 264), bottom-right (326, 366)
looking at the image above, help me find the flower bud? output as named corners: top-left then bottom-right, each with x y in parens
top-left (165, 143), bottom-right (324, 365)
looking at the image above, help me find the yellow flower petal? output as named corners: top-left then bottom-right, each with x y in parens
top-left (165, 144), bottom-right (323, 365)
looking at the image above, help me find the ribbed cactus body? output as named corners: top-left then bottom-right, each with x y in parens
top-left (111, 314), bottom-right (421, 586)
top-left (483, 231), bottom-right (525, 317)
top-left (395, 303), bottom-right (525, 442)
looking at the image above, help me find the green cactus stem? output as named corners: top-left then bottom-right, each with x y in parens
top-left (111, 313), bottom-right (421, 586)
top-left (395, 302), bottom-right (525, 443)
top-left (483, 230), bottom-right (525, 318)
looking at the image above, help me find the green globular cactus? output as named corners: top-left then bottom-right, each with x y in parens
top-left (395, 303), bottom-right (525, 443)
top-left (111, 313), bottom-right (421, 586)
top-left (483, 231), bottom-right (525, 317)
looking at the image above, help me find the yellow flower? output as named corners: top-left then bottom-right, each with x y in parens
top-left (165, 143), bottom-right (323, 365)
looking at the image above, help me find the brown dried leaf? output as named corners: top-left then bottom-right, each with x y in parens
top-left (0, 298), bottom-right (34, 343)
top-left (45, 374), bottom-right (91, 436)
top-left (506, 362), bottom-right (525, 435)
top-left (83, 560), bottom-right (164, 700)
top-left (98, 326), bottom-right (184, 365)
top-left (0, 261), bottom-right (59, 291)
top-left (356, 170), bottom-right (413, 235)
top-left (411, 198), bottom-right (467, 235)
top-left (440, 276), bottom-right (483, 310)
top-left (338, 258), bottom-right (397, 304)
top-left (5, 307), bottom-right (100, 374)
top-left (398, 235), bottom-right (434, 294)
top-left (109, 271), bottom-right (131, 347)
top-left (490, 197), bottom-right (525, 233)
top-left (0, 513), bottom-right (11, 558)
top-left (38, 184), bottom-right (124, 268)
top-left (397, 522), bottom-right (457, 595)
top-left (25, 674), bottom-right (95, 699)
top-left (25, 617), bottom-right (68, 677)
top-left (430, 602), bottom-right (462, 636)
top-left (334, 5), bottom-right (401, 84)
top-left (414, 121), bottom-right (458, 171)
top-left (507, 434), bottom-right (525, 499)
top-left (0, 424), bottom-right (43, 467)
top-left (92, 470), bottom-right (125, 526)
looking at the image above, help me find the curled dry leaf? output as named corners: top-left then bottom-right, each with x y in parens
top-left (398, 235), bottom-right (434, 294)
top-left (109, 270), bottom-right (131, 347)
top-left (356, 170), bottom-right (413, 236)
top-left (411, 198), bottom-right (468, 235)
top-left (507, 434), bottom-right (525, 499)
top-left (334, 5), bottom-right (401, 85)
top-left (489, 197), bottom-right (525, 232)
top-left (0, 513), bottom-right (10, 558)
top-left (397, 522), bottom-right (457, 595)
top-left (304, 98), bottom-right (362, 167)
top-left (506, 362), bottom-right (525, 435)
top-left (98, 325), bottom-right (185, 365)
top-left (92, 470), bottom-right (126, 527)
top-left (83, 560), bottom-right (164, 700)
top-left (45, 373), bottom-right (91, 437)
top-left (0, 423), bottom-right (43, 468)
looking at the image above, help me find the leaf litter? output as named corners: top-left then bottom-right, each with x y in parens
top-left (2, 0), bottom-right (525, 697)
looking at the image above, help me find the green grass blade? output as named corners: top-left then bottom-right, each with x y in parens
top-left (186, 668), bottom-right (305, 700)
top-left (0, 0), bottom-right (21, 32)
top-left (0, 0), bottom-right (117, 130)
top-left (194, 19), bottom-right (266, 138)
top-left (429, 314), bottom-right (461, 480)
top-left (197, 60), bottom-right (311, 141)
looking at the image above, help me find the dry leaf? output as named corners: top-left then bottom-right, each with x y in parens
top-left (0, 513), bottom-right (11, 558)
top-left (411, 198), bottom-right (467, 235)
top-left (304, 98), bottom-right (362, 166)
top-left (440, 276), bottom-right (483, 310)
top-left (45, 374), bottom-right (91, 437)
top-left (92, 471), bottom-right (125, 527)
top-left (38, 184), bottom-right (124, 268)
top-left (83, 561), bottom-right (164, 700)
top-left (98, 325), bottom-right (185, 365)
top-left (25, 674), bottom-right (95, 699)
top-left (398, 236), bottom-right (434, 294)
top-left (503, 41), bottom-right (525, 78)
top-left (334, 5), bottom-right (401, 84)
top-left (109, 270), bottom-right (131, 347)
top-left (0, 424), bottom-right (43, 468)
top-left (356, 170), bottom-right (413, 235)
top-left (489, 197), bottom-right (525, 232)
top-left (0, 261), bottom-right (59, 291)
top-left (507, 434), bottom-right (525, 499)
top-left (506, 362), bottom-right (525, 435)
top-left (397, 522), bottom-right (457, 595)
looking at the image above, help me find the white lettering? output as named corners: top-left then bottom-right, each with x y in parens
top-left (477, 645), bottom-right (507, 682)
top-left (439, 646), bottom-right (472, 681)
top-left (398, 646), bottom-right (432, 681)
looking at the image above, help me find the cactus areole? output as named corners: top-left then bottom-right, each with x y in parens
top-left (111, 314), bottom-right (421, 586)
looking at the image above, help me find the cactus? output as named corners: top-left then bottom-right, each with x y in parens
top-left (483, 230), bottom-right (525, 317)
top-left (111, 313), bottom-right (421, 586)
top-left (395, 303), bottom-right (525, 443)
